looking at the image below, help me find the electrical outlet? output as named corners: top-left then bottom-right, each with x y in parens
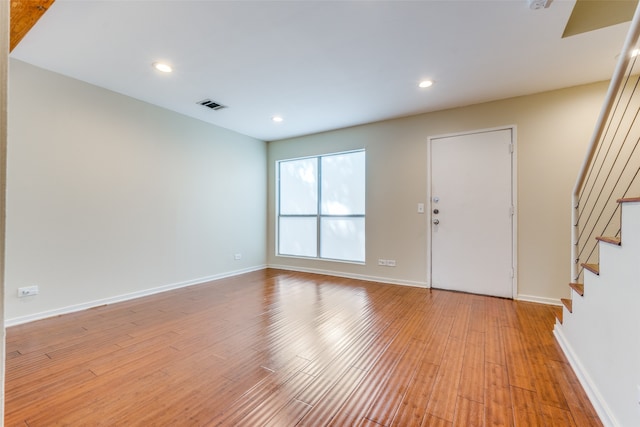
top-left (17, 285), bottom-right (39, 297)
top-left (417, 203), bottom-right (425, 213)
top-left (387, 260), bottom-right (396, 267)
top-left (378, 259), bottom-right (387, 266)
top-left (234, 253), bottom-right (242, 260)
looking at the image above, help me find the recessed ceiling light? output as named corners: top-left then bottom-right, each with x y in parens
top-left (272, 116), bottom-right (284, 123)
top-left (152, 62), bottom-right (172, 73)
top-left (419, 80), bottom-right (434, 88)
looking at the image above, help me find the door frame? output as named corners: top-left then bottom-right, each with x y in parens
top-left (426, 125), bottom-right (518, 298)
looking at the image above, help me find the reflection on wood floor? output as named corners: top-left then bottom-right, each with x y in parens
top-left (5, 269), bottom-right (601, 426)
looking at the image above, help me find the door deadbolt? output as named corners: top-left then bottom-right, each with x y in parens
top-left (433, 209), bottom-right (439, 214)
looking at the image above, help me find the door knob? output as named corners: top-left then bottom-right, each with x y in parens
top-left (432, 219), bottom-right (439, 225)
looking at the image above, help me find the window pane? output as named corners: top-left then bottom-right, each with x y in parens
top-left (279, 217), bottom-right (317, 257)
top-left (321, 151), bottom-right (365, 215)
top-left (279, 158), bottom-right (318, 215)
top-left (320, 217), bottom-right (365, 262)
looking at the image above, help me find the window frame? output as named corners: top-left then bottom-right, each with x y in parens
top-left (276, 149), bottom-right (366, 264)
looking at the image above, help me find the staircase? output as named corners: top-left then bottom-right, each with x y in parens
top-left (554, 198), bottom-right (640, 427)
top-left (554, 3), bottom-right (640, 426)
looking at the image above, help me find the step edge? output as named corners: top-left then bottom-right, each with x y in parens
top-left (595, 236), bottom-right (621, 246)
top-left (580, 263), bottom-right (600, 275)
top-left (617, 197), bottom-right (640, 203)
top-left (569, 282), bottom-right (585, 296)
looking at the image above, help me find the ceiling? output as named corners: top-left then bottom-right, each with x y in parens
top-left (9, 0), bottom-right (636, 142)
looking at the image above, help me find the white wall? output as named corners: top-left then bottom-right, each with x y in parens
top-left (268, 82), bottom-right (609, 303)
top-left (6, 59), bottom-right (267, 324)
top-left (556, 201), bottom-right (640, 427)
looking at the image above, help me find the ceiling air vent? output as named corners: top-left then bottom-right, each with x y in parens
top-left (197, 99), bottom-right (227, 111)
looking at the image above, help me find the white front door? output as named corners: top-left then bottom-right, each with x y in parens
top-left (429, 128), bottom-right (514, 298)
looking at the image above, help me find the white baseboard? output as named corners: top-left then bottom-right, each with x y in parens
top-left (553, 326), bottom-right (617, 427)
top-left (516, 293), bottom-right (562, 306)
top-left (5, 265), bottom-right (267, 327)
top-left (267, 264), bottom-right (429, 288)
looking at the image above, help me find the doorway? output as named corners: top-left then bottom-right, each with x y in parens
top-left (428, 127), bottom-right (516, 298)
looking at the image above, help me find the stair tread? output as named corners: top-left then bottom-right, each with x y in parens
top-left (561, 298), bottom-right (573, 313)
top-left (553, 306), bottom-right (563, 323)
top-left (581, 263), bottom-right (600, 275)
top-left (569, 282), bottom-right (584, 296)
top-left (596, 236), bottom-right (621, 245)
top-left (617, 197), bottom-right (640, 203)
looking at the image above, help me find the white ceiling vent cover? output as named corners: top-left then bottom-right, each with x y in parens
top-left (197, 99), bottom-right (227, 111)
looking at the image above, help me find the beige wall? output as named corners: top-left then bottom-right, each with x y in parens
top-left (6, 60), bottom-right (267, 323)
top-left (268, 81), bottom-right (609, 303)
top-left (6, 55), bottom-right (611, 322)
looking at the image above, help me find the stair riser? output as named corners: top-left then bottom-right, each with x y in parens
top-left (621, 202), bottom-right (640, 250)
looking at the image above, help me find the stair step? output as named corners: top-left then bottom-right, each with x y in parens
top-left (617, 197), bottom-right (640, 203)
top-left (561, 298), bottom-right (573, 313)
top-left (581, 263), bottom-right (600, 275)
top-left (596, 236), bottom-right (621, 246)
top-left (553, 306), bottom-right (563, 323)
top-left (569, 282), bottom-right (584, 296)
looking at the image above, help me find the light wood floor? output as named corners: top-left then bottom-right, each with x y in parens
top-left (5, 269), bottom-right (601, 426)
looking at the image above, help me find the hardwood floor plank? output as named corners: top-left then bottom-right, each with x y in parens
top-left (484, 317), bottom-right (506, 366)
top-left (419, 325), bottom-right (454, 366)
top-left (327, 309), bottom-right (426, 426)
top-left (390, 294), bottom-right (451, 426)
top-left (207, 355), bottom-right (310, 426)
top-left (364, 337), bottom-right (428, 425)
top-left (421, 413), bottom-right (454, 427)
top-left (425, 335), bottom-right (466, 422)
top-left (295, 328), bottom-right (382, 407)
top-left (530, 359), bottom-right (569, 411)
top-left (452, 396), bottom-right (484, 427)
top-left (263, 399), bottom-right (312, 427)
top-left (233, 371), bottom-right (315, 426)
top-left (391, 360), bottom-right (439, 426)
top-left (484, 362), bottom-right (514, 426)
top-left (297, 366), bottom-right (367, 426)
top-left (359, 418), bottom-right (385, 427)
top-left (541, 403), bottom-right (578, 427)
top-left (4, 368), bottom-right (97, 423)
top-left (511, 385), bottom-right (546, 427)
top-left (547, 359), bottom-right (603, 426)
top-left (502, 325), bottom-right (537, 391)
top-left (449, 298), bottom-right (472, 340)
top-left (4, 269), bottom-right (601, 426)
top-left (458, 330), bottom-right (485, 403)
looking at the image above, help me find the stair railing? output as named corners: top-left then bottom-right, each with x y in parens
top-left (572, 4), bottom-right (640, 282)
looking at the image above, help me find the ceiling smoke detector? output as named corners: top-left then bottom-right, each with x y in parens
top-left (528, 0), bottom-right (550, 9)
top-left (197, 99), bottom-right (227, 111)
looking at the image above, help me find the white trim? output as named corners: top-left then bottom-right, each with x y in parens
top-left (516, 294), bottom-right (562, 306)
top-left (267, 263), bottom-right (428, 288)
top-left (510, 126), bottom-right (519, 299)
top-left (554, 326), bottom-right (617, 427)
top-left (426, 125), bottom-right (518, 298)
top-left (5, 265), bottom-right (266, 327)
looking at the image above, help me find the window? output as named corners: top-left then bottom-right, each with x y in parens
top-left (277, 150), bottom-right (365, 263)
